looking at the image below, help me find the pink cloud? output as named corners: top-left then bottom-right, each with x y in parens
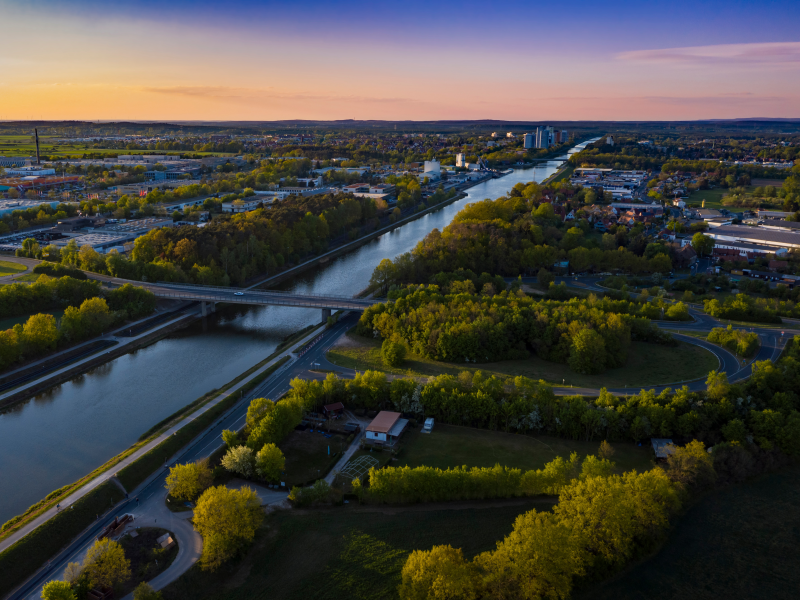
top-left (618, 42), bottom-right (800, 67)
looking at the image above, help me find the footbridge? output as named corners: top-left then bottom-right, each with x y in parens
top-left (142, 282), bottom-right (380, 320)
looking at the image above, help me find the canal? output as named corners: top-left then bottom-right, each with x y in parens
top-left (0, 142), bottom-right (592, 523)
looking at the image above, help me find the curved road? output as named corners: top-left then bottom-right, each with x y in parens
top-left (5, 265), bottom-right (798, 598)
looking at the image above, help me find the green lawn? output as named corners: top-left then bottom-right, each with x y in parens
top-left (0, 260), bottom-right (26, 276)
top-left (684, 186), bottom-right (782, 213)
top-left (279, 429), bottom-right (345, 487)
top-left (162, 499), bottom-right (551, 600)
top-left (327, 334), bottom-right (719, 389)
top-left (395, 424), bottom-right (653, 474)
top-left (0, 309), bottom-right (64, 330)
top-left (582, 464), bottom-right (800, 600)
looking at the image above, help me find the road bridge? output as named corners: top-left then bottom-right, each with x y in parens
top-left (140, 282), bottom-right (380, 320)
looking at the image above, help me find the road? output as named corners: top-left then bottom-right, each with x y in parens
top-left (7, 314), bottom-right (358, 600)
top-left (6, 267), bottom-right (798, 597)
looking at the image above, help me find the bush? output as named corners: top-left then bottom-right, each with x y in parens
top-left (33, 262), bottom-right (87, 280)
top-left (288, 480), bottom-right (332, 507)
top-left (707, 325), bottom-right (759, 357)
top-left (105, 284), bottom-right (157, 319)
top-left (381, 339), bottom-right (406, 367)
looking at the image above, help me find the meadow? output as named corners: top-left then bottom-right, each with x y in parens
top-left (327, 332), bottom-right (719, 389)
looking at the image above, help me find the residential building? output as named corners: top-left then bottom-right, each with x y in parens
top-left (364, 411), bottom-right (409, 447)
top-left (456, 153), bottom-right (466, 167)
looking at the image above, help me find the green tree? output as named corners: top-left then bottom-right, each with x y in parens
top-left (132, 582), bottom-right (163, 600)
top-left (370, 258), bottom-right (397, 293)
top-left (255, 443), bottom-right (285, 482)
top-left (221, 445), bottom-right (256, 477)
top-left (83, 538), bottom-right (131, 590)
top-left (399, 545), bottom-right (478, 600)
top-left (41, 580), bottom-right (75, 600)
top-left (665, 440), bottom-right (716, 490)
top-left (193, 485), bottom-right (263, 570)
top-left (537, 268), bottom-right (554, 287)
top-left (381, 338), bottom-right (406, 367)
top-left (568, 328), bottom-right (606, 374)
top-left (691, 232), bottom-right (714, 257)
top-left (721, 419), bottom-right (748, 444)
top-left (665, 302), bottom-right (689, 320)
top-left (165, 459), bottom-right (213, 501)
top-left (706, 370), bottom-right (730, 401)
top-left (222, 429), bottom-right (240, 449)
top-left (22, 313), bottom-right (59, 354)
top-left (649, 253), bottom-right (672, 274)
top-left (477, 510), bottom-right (584, 600)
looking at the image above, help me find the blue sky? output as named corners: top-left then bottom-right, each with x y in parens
top-left (2, 0), bottom-right (799, 120)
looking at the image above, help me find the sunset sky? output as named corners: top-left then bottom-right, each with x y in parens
top-left (2, 0), bottom-right (800, 121)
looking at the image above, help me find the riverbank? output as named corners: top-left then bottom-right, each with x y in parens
top-left (245, 190), bottom-right (468, 289)
top-left (0, 148), bottom-right (576, 531)
top-left (0, 307), bottom-right (198, 410)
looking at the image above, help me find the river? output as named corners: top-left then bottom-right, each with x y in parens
top-left (0, 142), bottom-right (593, 523)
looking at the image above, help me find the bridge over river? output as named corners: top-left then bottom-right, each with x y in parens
top-left (111, 280), bottom-right (380, 319)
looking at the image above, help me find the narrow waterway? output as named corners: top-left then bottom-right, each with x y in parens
top-left (0, 143), bottom-right (592, 523)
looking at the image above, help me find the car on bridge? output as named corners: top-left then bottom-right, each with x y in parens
top-left (233, 292), bottom-right (244, 296)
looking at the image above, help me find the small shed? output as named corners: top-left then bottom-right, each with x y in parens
top-left (365, 411), bottom-right (408, 446)
top-left (651, 438), bottom-right (676, 460)
top-left (323, 402), bottom-right (345, 418)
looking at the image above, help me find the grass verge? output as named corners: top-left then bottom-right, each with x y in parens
top-left (327, 333), bottom-right (719, 389)
top-left (0, 260), bottom-right (27, 276)
top-left (0, 482), bottom-right (124, 598)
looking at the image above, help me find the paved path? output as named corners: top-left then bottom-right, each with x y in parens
top-left (324, 412), bottom-right (371, 485)
top-left (0, 323), bottom-right (323, 561)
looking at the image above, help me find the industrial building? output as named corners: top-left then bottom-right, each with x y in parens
top-left (0, 199), bottom-right (63, 216)
top-left (700, 224), bottom-right (800, 252)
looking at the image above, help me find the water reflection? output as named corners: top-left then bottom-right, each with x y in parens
top-left (0, 141), bottom-right (592, 522)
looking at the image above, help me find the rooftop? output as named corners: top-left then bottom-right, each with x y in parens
top-left (366, 411), bottom-right (401, 434)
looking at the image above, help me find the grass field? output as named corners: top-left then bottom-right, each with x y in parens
top-left (280, 430), bottom-right (345, 486)
top-left (0, 260), bottom-right (26, 276)
top-left (327, 333), bottom-right (719, 389)
top-left (582, 464), bottom-right (800, 600)
top-left (395, 424), bottom-right (654, 474)
top-left (162, 499), bottom-right (552, 600)
top-left (0, 136), bottom-right (232, 158)
top-left (0, 309), bottom-right (64, 331)
top-left (684, 185), bottom-right (782, 213)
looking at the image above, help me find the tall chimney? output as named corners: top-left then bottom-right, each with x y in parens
top-left (35, 128), bottom-right (41, 165)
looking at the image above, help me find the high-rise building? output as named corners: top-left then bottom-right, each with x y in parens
top-left (456, 153), bottom-right (466, 167)
top-left (561, 130), bottom-right (569, 143)
top-left (523, 133), bottom-right (535, 149)
top-left (535, 127), bottom-right (550, 149)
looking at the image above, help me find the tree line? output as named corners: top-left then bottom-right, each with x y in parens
top-left (398, 444), bottom-right (706, 600)
top-left (366, 453), bottom-right (608, 504)
top-left (239, 341), bottom-right (800, 452)
top-left (356, 286), bottom-right (672, 374)
top-left (48, 192), bottom-right (384, 286)
top-left (0, 277), bottom-right (156, 370)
